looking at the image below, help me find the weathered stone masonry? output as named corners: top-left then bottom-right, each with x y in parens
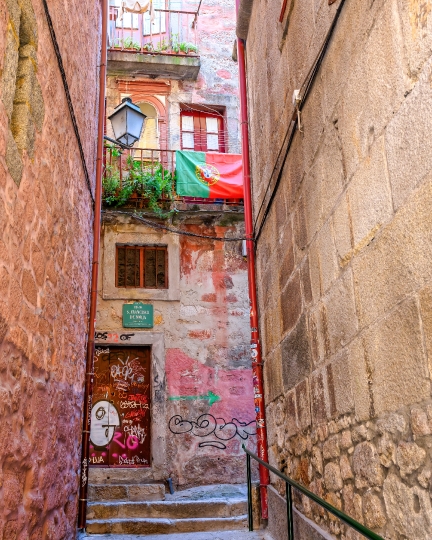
top-left (244, 0), bottom-right (432, 537)
top-left (0, 0), bottom-right (100, 537)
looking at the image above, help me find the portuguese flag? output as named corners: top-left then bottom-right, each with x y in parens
top-left (176, 151), bottom-right (243, 198)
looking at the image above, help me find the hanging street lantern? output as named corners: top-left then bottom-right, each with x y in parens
top-left (108, 97), bottom-right (147, 147)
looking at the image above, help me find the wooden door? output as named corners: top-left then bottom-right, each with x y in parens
top-left (90, 346), bottom-right (151, 467)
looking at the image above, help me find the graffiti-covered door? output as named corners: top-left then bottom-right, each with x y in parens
top-left (90, 346), bottom-right (151, 467)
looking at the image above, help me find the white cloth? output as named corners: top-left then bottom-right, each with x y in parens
top-left (120, 0), bottom-right (155, 20)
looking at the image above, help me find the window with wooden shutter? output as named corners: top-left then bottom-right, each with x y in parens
top-left (116, 245), bottom-right (168, 288)
top-left (180, 111), bottom-right (226, 153)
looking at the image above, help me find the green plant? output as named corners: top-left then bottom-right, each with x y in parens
top-left (104, 142), bottom-right (121, 158)
top-left (155, 37), bottom-right (169, 52)
top-left (102, 156), bottom-right (173, 213)
top-left (142, 41), bottom-right (154, 52)
top-left (179, 41), bottom-right (198, 54)
top-left (125, 156), bottom-right (175, 215)
top-left (113, 36), bottom-right (140, 50)
top-left (170, 33), bottom-right (180, 53)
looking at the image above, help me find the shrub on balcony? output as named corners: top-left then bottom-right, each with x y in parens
top-left (102, 152), bottom-right (175, 216)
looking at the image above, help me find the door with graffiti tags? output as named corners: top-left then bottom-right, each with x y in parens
top-left (89, 346), bottom-right (151, 467)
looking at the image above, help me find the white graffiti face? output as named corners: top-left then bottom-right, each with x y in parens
top-left (90, 400), bottom-right (120, 447)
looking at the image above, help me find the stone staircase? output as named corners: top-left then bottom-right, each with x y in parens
top-left (84, 469), bottom-right (252, 536)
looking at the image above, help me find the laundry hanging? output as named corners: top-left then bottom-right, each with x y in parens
top-left (119, 0), bottom-right (155, 21)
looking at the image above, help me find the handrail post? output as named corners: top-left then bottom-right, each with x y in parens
top-left (246, 452), bottom-right (253, 532)
top-left (286, 483), bottom-right (294, 540)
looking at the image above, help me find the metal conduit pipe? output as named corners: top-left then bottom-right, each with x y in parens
top-left (235, 5), bottom-right (270, 520)
top-left (77, 0), bottom-right (108, 528)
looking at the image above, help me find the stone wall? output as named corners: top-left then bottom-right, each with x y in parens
top-left (95, 211), bottom-right (255, 487)
top-left (244, 0), bottom-right (432, 537)
top-left (0, 0), bottom-right (100, 536)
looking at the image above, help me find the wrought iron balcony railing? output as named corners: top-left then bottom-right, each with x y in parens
top-left (108, 3), bottom-right (199, 56)
top-left (103, 145), bottom-right (243, 209)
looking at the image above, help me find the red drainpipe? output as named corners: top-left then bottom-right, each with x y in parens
top-left (77, 0), bottom-right (107, 529)
top-left (236, 23), bottom-right (270, 520)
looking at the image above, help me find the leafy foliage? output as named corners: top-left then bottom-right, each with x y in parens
top-left (113, 36), bottom-right (140, 50)
top-left (112, 33), bottom-right (198, 55)
top-left (102, 152), bottom-right (175, 216)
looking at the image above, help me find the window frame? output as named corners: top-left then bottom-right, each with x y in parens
top-left (115, 244), bottom-right (168, 289)
top-left (180, 110), bottom-right (226, 153)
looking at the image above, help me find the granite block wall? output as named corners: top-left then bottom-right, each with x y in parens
top-left (245, 0), bottom-right (432, 537)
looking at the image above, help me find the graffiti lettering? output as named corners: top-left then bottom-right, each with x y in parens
top-left (125, 409), bottom-right (146, 420)
top-left (168, 414), bottom-right (256, 450)
top-left (119, 455), bottom-right (148, 465)
top-left (95, 347), bottom-right (109, 356)
top-left (124, 424), bottom-right (147, 444)
top-left (95, 332), bottom-right (136, 342)
top-left (128, 394), bottom-right (148, 403)
top-left (112, 431), bottom-right (140, 450)
top-left (120, 400), bottom-right (149, 410)
top-left (81, 458), bottom-right (88, 487)
top-left (111, 356), bottom-right (146, 391)
top-left (89, 456), bottom-right (105, 464)
top-left (120, 333), bottom-right (135, 341)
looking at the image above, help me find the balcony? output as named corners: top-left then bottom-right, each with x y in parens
top-left (103, 145), bottom-right (244, 213)
top-left (107, 2), bottom-right (200, 80)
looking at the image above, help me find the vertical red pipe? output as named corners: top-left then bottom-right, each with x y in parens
top-left (236, 26), bottom-right (270, 520)
top-left (77, 0), bottom-right (107, 529)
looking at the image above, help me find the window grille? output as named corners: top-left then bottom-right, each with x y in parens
top-left (116, 245), bottom-right (168, 288)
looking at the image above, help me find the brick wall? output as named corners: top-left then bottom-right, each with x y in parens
top-left (0, 0), bottom-right (100, 536)
top-left (245, 0), bottom-right (432, 537)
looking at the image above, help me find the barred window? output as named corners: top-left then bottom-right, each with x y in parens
top-left (116, 245), bottom-right (168, 289)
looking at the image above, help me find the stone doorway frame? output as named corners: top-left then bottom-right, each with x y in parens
top-left (94, 330), bottom-right (167, 481)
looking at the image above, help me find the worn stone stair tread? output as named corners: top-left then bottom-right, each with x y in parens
top-left (87, 499), bottom-right (247, 519)
top-left (85, 515), bottom-right (248, 534)
top-left (88, 483), bottom-right (166, 502)
top-left (79, 528), bottom-right (271, 539)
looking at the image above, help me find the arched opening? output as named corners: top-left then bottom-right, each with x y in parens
top-left (137, 102), bottom-right (159, 150)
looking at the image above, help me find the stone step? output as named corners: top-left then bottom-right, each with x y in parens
top-left (87, 499), bottom-right (247, 520)
top-left (89, 467), bottom-right (157, 485)
top-left (88, 483), bottom-right (165, 502)
top-left (86, 515), bottom-right (249, 535)
top-left (79, 528), bottom-right (271, 539)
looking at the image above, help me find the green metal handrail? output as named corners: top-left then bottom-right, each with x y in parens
top-left (242, 444), bottom-right (384, 540)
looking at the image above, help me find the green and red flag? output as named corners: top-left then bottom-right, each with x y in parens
top-left (176, 151), bottom-right (243, 198)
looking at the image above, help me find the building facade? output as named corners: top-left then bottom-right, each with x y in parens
top-left (240, 0), bottom-right (432, 538)
top-left (0, 0), bottom-right (100, 537)
top-left (90, 0), bottom-right (255, 489)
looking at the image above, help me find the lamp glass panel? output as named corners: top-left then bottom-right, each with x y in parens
top-left (126, 108), bottom-right (146, 142)
top-left (110, 109), bottom-right (128, 141)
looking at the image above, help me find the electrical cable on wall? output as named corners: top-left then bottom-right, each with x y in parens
top-left (252, 0), bottom-right (348, 243)
top-left (41, 0), bottom-right (95, 206)
top-left (103, 209), bottom-right (249, 241)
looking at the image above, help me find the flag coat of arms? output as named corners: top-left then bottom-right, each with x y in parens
top-left (176, 151), bottom-right (243, 198)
